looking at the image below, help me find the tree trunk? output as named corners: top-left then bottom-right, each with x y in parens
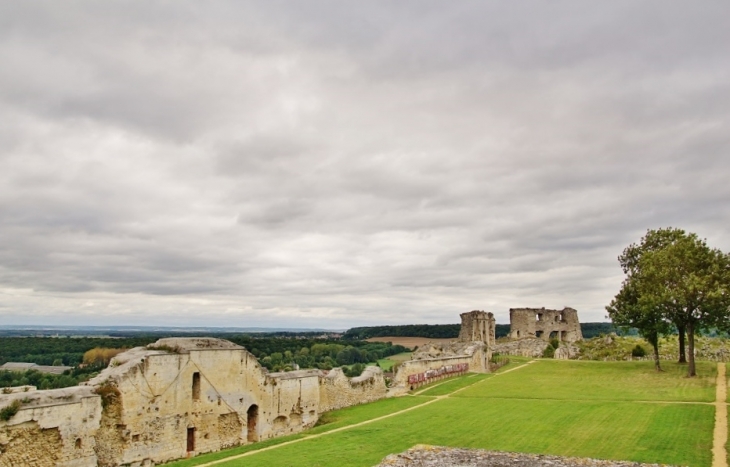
top-left (678, 324), bottom-right (687, 364)
top-left (648, 330), bottom-right (662, 371)
top-left (687, 320), bottom-right (696, 377)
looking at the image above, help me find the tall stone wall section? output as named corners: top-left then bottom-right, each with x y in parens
top-left (509, 307), bottom-right (582, 342)
top-left (0, 387), bottom-right (100, 467)
top-left (86, 339), bottom-right (322, 466)
top-left (458, 311), bottom-right (496, 345)
top-left (319, 367), bottom-right (388, 412)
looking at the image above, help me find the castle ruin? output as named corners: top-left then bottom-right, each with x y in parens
top-left (458, 310), bottom-right (496, 345)
top-left (508, 307), bottom-right (582, 343)
top-left (0, 314), bottom-right (493, 467)
top-left (0, 306), bottom-right (583, 466)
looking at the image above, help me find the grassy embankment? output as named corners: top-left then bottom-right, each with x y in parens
top-left (375, 352), bottom-right (412, 372)
top-left (167, 359), bottom-right (716, 467)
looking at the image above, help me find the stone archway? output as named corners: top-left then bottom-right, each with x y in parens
top-left (247, 404), bottom-right (258, 442)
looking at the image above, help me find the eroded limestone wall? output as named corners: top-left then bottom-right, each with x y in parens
top-left (458, 311), bottom-right (496, 345)
top-left (319, 366), bottom-right (388, 412)
top-left (509, 307), bottom-right (582, 342)
top-left (91, 346), bottom-right (321, 466)
top-left (0, 388), bottom-right (101, 467)
top-left (267, 370), bottom-right (321, 438)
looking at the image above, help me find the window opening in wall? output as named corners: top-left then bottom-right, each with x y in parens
top-left (75, 438), bottom-right (82, 449)
top-left (549, 331), bottom-right (557, 340)
top-left (560, 312), bottom-right (565, 322)
top-left (516, 330), bottom-right (520, 338)
top-left (247, 404), bottom-right (259, 442)
top-left (535, 331), bottom-right (544, 338)
top-left (555, 315), bottom-right (559, 322)
top-left (536, 313), bottom-right (543, 321)
top-left (187, 427), bottom-right (195, 452)
top-left (192, 372), bottom-right (201, 400)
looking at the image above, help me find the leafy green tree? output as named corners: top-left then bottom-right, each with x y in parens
top-left (608, 228), bottom-right (730, 377)
top-left (607, 279), bottom-right (671, 371)
top-left (611, 228), bottom-right (688, 364)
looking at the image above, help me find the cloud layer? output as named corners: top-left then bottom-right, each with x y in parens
top-left (1, 1), bottom-right (729, 327)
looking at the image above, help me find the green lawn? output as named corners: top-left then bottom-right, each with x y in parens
top-left (416, 372), bottom-right (491, 396)
top-left (214, 399), bottom-right (711, 467)
top-left (377, 352), bottom-right (413, 371)
top-left (455, 360), bottom-right (716, 402)
top-left (166, 360), bottom-right (718, 467)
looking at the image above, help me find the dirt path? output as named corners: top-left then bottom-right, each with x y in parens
top-left (712, 362), bottom-right (727, 467)
top-left (191, 361), bottom-right (536, 467)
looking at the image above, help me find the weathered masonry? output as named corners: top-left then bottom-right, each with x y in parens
top-left (0, 313), bottom-right (494, 467)
top-left (509, 307), bottom-right (582, 343)
top-left (458, 310), bottom-right (496, 345)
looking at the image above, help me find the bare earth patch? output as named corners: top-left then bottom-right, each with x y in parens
top-left (365, 337), bottom-right (455, 349)
top-left (375, 445), bottom-right (673, 467)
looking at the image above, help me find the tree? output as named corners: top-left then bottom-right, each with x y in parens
top-left (608, 228), bottom-right (730, 377)
top-left (613, 228), bottom-right (689, 363)
top-left (607, 278), bottom-right (671, 371)
top-left (640, 231), bottom-right (730, 376)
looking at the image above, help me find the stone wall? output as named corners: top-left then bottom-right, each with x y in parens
top-left (493, 337), bottom-right (549, 358)
top-left (319, 366), bottom-right (388, 412)
top-left (0, 387), bottom-right (101, 467)
top-left (85, 338), bottom-right (322, 466)
top-left (458, 311), bottom-right (496, 345)
top-left (509, 307), bottom-right (582, 343)
top-left (390, 339), bottom-right (490, 393)
top-left (391, 355), bottom-right (477, 392)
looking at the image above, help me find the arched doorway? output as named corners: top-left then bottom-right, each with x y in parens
top-left (247, 405), bottom-right (258, 442)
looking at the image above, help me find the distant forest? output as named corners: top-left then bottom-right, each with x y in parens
top-left (0, 334), bottom-right (409, 388)
top-left (342, 322), bottom-right (622, 340)
top-left (0, 323), bottom-right (629, 389)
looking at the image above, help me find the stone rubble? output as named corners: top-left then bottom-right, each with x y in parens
top-left (375, 445), bottom-right (673, 467)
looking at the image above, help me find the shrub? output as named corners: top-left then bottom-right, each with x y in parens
top-left (344, 363), bottom-right (366, 377)
top-left (631, 344), bottom-right (647, 358)
top-left (146, 344), bottom-right (182, 354)
top-left (94, 382), bottom-right (121, 410)
top-left (83, 347), bottom-right (126, 366)
top-left (542, 345), bottom-right (555, 358)
top-left (0, 400), bottom-right (22, 421)
top-left (549, 338), bottom-right (560, 349)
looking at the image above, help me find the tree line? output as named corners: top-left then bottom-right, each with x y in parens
top-left (342, 322), bottom-right (618, 340)
top-left (0, 335), bottom-right (408, 388)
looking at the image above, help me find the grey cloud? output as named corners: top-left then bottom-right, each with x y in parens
top-left (0, 1), bottom-right (729, 327)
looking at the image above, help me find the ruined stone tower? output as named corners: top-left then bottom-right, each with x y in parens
top-left (458, 310), bottom-right (496, 346)
top-left (509, 307), bottom-right (582, 342)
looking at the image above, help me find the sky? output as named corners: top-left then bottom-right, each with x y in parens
top-left (1, 1), bottom-right (729, 329)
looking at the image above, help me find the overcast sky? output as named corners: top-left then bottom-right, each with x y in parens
top-left (1, 1), bottom-right (729, 329)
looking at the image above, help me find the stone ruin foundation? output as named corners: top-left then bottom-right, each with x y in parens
top-left (376, 445), bottom-right (671, 467)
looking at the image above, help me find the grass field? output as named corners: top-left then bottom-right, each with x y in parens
top-left (456, 360), bottom-right (717, 402)
top-left (376, 352), bottom-right (412, 371)
top-left (166, 360), bottom-right (717, 467)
